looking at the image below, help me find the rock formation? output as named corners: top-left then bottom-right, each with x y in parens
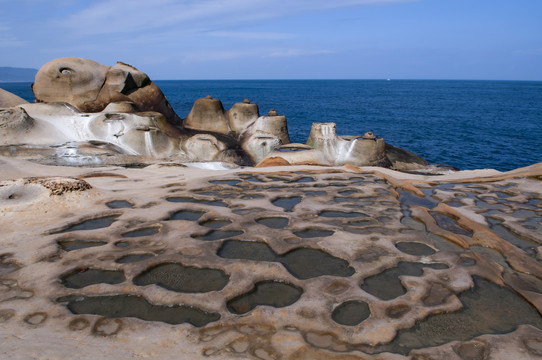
top-left (0, 57), bottom-right (438, 171)
top-left (0, 88), bottom-right (29, 108)
top-left (32, 57), bottom-right (181, 125)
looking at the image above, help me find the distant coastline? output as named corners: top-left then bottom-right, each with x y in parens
top-left (0, 67), bottom-right (38, 82)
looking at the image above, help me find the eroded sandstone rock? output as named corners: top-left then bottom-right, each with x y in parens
top-left (3, 57), bottom-right (434, 169)
top-left (307, 122), bottom-right (390, 167)
top-left (32, 57), bottom-right (181, 124)
top-left (0, 88), bottom-right (29, 108)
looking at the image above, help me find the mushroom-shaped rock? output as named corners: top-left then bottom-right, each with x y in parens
top-left (242, 135), bottom-right (282, 164)
top-left (184, 96), bottom-right (230, 134)
top-left (249, 114), bottom-right (290, 145)
top-left (32, 57), bottom-right (181, 124)
top-left (240, 113), bottom-right (291, 164)
top-left (0, 88), bottom-right (30, 108)
top-left (227, 101), bottom-right (259, 134)
top-left (182, 134), bottom-right (227, 162)
top-left (307, 122), bottom-right (390, 167)
top-left (0, 107), bottom-right (35, 144)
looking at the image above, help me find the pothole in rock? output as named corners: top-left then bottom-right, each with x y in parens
top-left (1, 265), bottom-right (18, 282)
top-left (397, 189), bottom-right (437, 209)
top-left (429, 212), bottom-right (473, 236)
top-left (133, 263), bottom-right (229, 293)
top-left (60, 294), bottom-right (220, 327)
top-left (57, 239), bottom-right (107, 252)
top-left (199, 219), bottom-right (232, 229)
top-left (218, 240), bottom-right (277, 262)
top-left (122, 227), bottom-right (160, 238)
top-left (209, 179), bottom-right (241, 186)
top-left (333, 197), bottom-right (355, 203)
top-left (192, 229), bottom-right (244, 241)
top-left (256, 216), bottom-right (289, 229)
top-left (347, 219), bottom-right (379, 227)
top-left (487, 218), bottom-right (539, 257)
top-left (338, 190), bottom-right (359, 196)
top-left (226, 280), bottom-right (303, 315)
top-left (115, 253), bottom-right (155, 264)
top-left (169, 210), bottom-right (205, 221)
top-left (378, 276), bottom-right (542, 355)
top-left (105, 200), bottom-right (133, 209)
top-left (61, 268), bottom-right (126, 289)
top-left (272, 196), bottom-right (302, 212)
top-left (239, 175), bottom-right (263, 182)
top-left (319, 210), bottom-right (369, 218)
top-left (56, 215), bottom-right (119, 233)
top-left (281, 248), bottom-right (355, 279)
top-left (303, 191), bottom-right (326, 196)
top-left (361, 262), bottom-right (449, 300)
top-left (288, 177), bottom-right (314, 183)
top-left (114, 241), bottom-right (130, 248)
top-left (293, 228), bottom-right (334, 238)
top-left (331, 300), bottom-right (370, 326)
top-left (166, 197), bottom-right (227, 207)
top-left (395, 242), bottom-right (436, 256)
top-left (218, 241), bottom-right (355, 280)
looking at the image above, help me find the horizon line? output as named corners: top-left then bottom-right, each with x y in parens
top-left (2, 78), bottom-right (542, 84)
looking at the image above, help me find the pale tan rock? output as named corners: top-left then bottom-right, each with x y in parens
top-left (184, 96), bottom-right (230, 134)
top-left (0, 88), bottom-right (29, 108)
top-left (227, 99), bottom-right (259, 134)
top-left (32, 58), bottom-right (181, 124)
top-left (181, 133), bottom-right (227, 162)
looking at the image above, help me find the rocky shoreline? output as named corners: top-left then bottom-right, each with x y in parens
top-left (1, 58), bottom-right (542, 359)
top-left (2, 57), bottom-right (450, 174)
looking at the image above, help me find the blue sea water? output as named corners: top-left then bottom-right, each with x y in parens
top-left (2, 80), bottom-right (541, 171)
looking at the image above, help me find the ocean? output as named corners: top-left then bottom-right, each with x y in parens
top-left (2, 80), bottom-right (541, 171)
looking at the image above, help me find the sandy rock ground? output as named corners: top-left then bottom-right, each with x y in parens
top-left (1, 156), bottom-right (542, 359)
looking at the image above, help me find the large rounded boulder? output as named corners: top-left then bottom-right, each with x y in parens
top-left (32, 57), bottom-right (181, 125)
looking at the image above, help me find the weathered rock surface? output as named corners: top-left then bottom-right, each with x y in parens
top-left (2, 57), bottom-right (436, 170)
top-left (0, 157), bottom-right (541, 359)
top-left (32, 57), bottom-right (181, 124)
top-left (307, 122), bottom-right (390, 167)
top-left (0, 88), bottom-right (29, 108)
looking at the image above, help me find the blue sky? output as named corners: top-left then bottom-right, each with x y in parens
top-left (1, 0), bottom-right (541, 80)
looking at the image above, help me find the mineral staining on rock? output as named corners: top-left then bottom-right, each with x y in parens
top-left (1, 56), bottom-right (542, 359)
top-left (1, 161), bottom-right (542, 358)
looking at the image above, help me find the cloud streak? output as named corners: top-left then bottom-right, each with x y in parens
top-left (56, 0), bottom-right (415, 36)
top-left (180, 47), bottom-right (333, 63)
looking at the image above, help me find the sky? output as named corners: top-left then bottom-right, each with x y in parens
top-left (1, 0), bottom-right (541, 80)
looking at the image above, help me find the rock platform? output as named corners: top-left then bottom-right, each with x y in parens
top-left (1, 156), bottom-right (541, 359)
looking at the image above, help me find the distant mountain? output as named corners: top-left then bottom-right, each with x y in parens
top-left (0, 67), bottom-right (38, 82)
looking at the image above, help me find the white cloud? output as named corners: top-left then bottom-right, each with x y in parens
top-left (55, 0), bottom-right (415, 36)
top-left (180, 47), bottom-right (334, 63)
top-left (207, 31), bottom-right (294, 40)
top-left (267, 49), bottom-right (334, 57)
top-left (0, 25), bottom-right (25, 47)
top-left (181, 49), bottom-right (258, 63)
